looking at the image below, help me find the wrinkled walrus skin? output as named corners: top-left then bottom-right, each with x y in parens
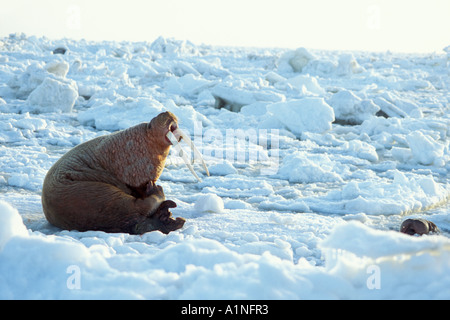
top-left (42, 112), bottom-right (185, 234)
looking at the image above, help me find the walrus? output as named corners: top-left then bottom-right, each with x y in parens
top-left (400, 218), bottom-right (440, 236)
top-left (42, 111), bottom-right (208, 234)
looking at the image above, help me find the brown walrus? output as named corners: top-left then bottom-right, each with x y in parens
top-left (42, 111), bottom-right (192, 234)
top-left (400, 218), bottom-right (440, 236)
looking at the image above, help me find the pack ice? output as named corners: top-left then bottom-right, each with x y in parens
top-left (0, 34), bottom-right (449, 299)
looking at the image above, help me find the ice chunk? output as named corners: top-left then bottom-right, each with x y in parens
top-left (277, 151), bottom-right (344, 183)
top-left (212, 84), bottom-right (284, 112)
top-left (265, 71), bottom-right (286, 84)
top-left (78, 96), bottom-right (163, 131)
top-left (330, 171), bottom-right (449, 215)
top-left (266, 98), bottom-right (335, 136)
top-left (45, 61), bottom-right (69, 78)
top-left (396, 79), bottom-right (434, 91)
top-left (208, 161), bottom-right (237, 176)
top-left (149, 36), bottom-right (199, 56)
top-left (278, 47), bottom-right (316, 73)
top-left (341, 140), bottom-right (379, 162)
top-left (194, 194), bottom-right (224, 213)
top-left (8, 61), bottom-right (73, 100)
top-left (328, 90), bottom-right (379, 124)
top-left (336, 53), bottom-right (365, 76)
top-left (373, 97), bottom-right (408, 118)
top-left (287, 74), bottom-right (325, 95)
top-left (377, 92), bottom-right (423, 118)
top-left (240, 102), bottom-right (270, 116)
top-left (406, 131), bottom-right (445, 166)
top-left (391, 146), bottom-right (412, 163)
top-left (27, 77), bottom-right (78, 113)
top-left (7, 173), bottom-right (30, 188)
top-left (165, 74), bottom-right (215, 97)
top-left (13, 113), bottom-right (47, 131)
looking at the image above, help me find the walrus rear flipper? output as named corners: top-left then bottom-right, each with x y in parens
top-left (133, 200), bottom-right (185, 234)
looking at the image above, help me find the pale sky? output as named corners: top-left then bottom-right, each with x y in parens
top-left (1, 0), bottom-right (449, 53)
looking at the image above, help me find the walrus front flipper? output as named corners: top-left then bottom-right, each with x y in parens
top-left (133, 200), bottom-right (186, 234)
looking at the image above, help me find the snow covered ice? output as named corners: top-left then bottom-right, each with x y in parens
top-left (1, 34), bottom-right (450, 299)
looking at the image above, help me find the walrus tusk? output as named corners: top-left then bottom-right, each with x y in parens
top-left (172, 128), bottom-right (210, 177)
top-left (167, 131), bottom-right (201, 181)
top-left (166, 130), bottom-right (208, 182)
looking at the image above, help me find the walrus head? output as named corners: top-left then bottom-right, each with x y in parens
top-left (400, 218), bottom-right (440, 236)
top-left (148, 111), bottom-right (179, 147)
top-left (150, 111), bottom-right (209, 182)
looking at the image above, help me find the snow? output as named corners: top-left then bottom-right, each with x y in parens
top-left (0, 34), bottom-right (449, 299)
top-left (0, 201), bottom-right (28, 250)
top-left (194, 194), bottom-right (224, 213)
